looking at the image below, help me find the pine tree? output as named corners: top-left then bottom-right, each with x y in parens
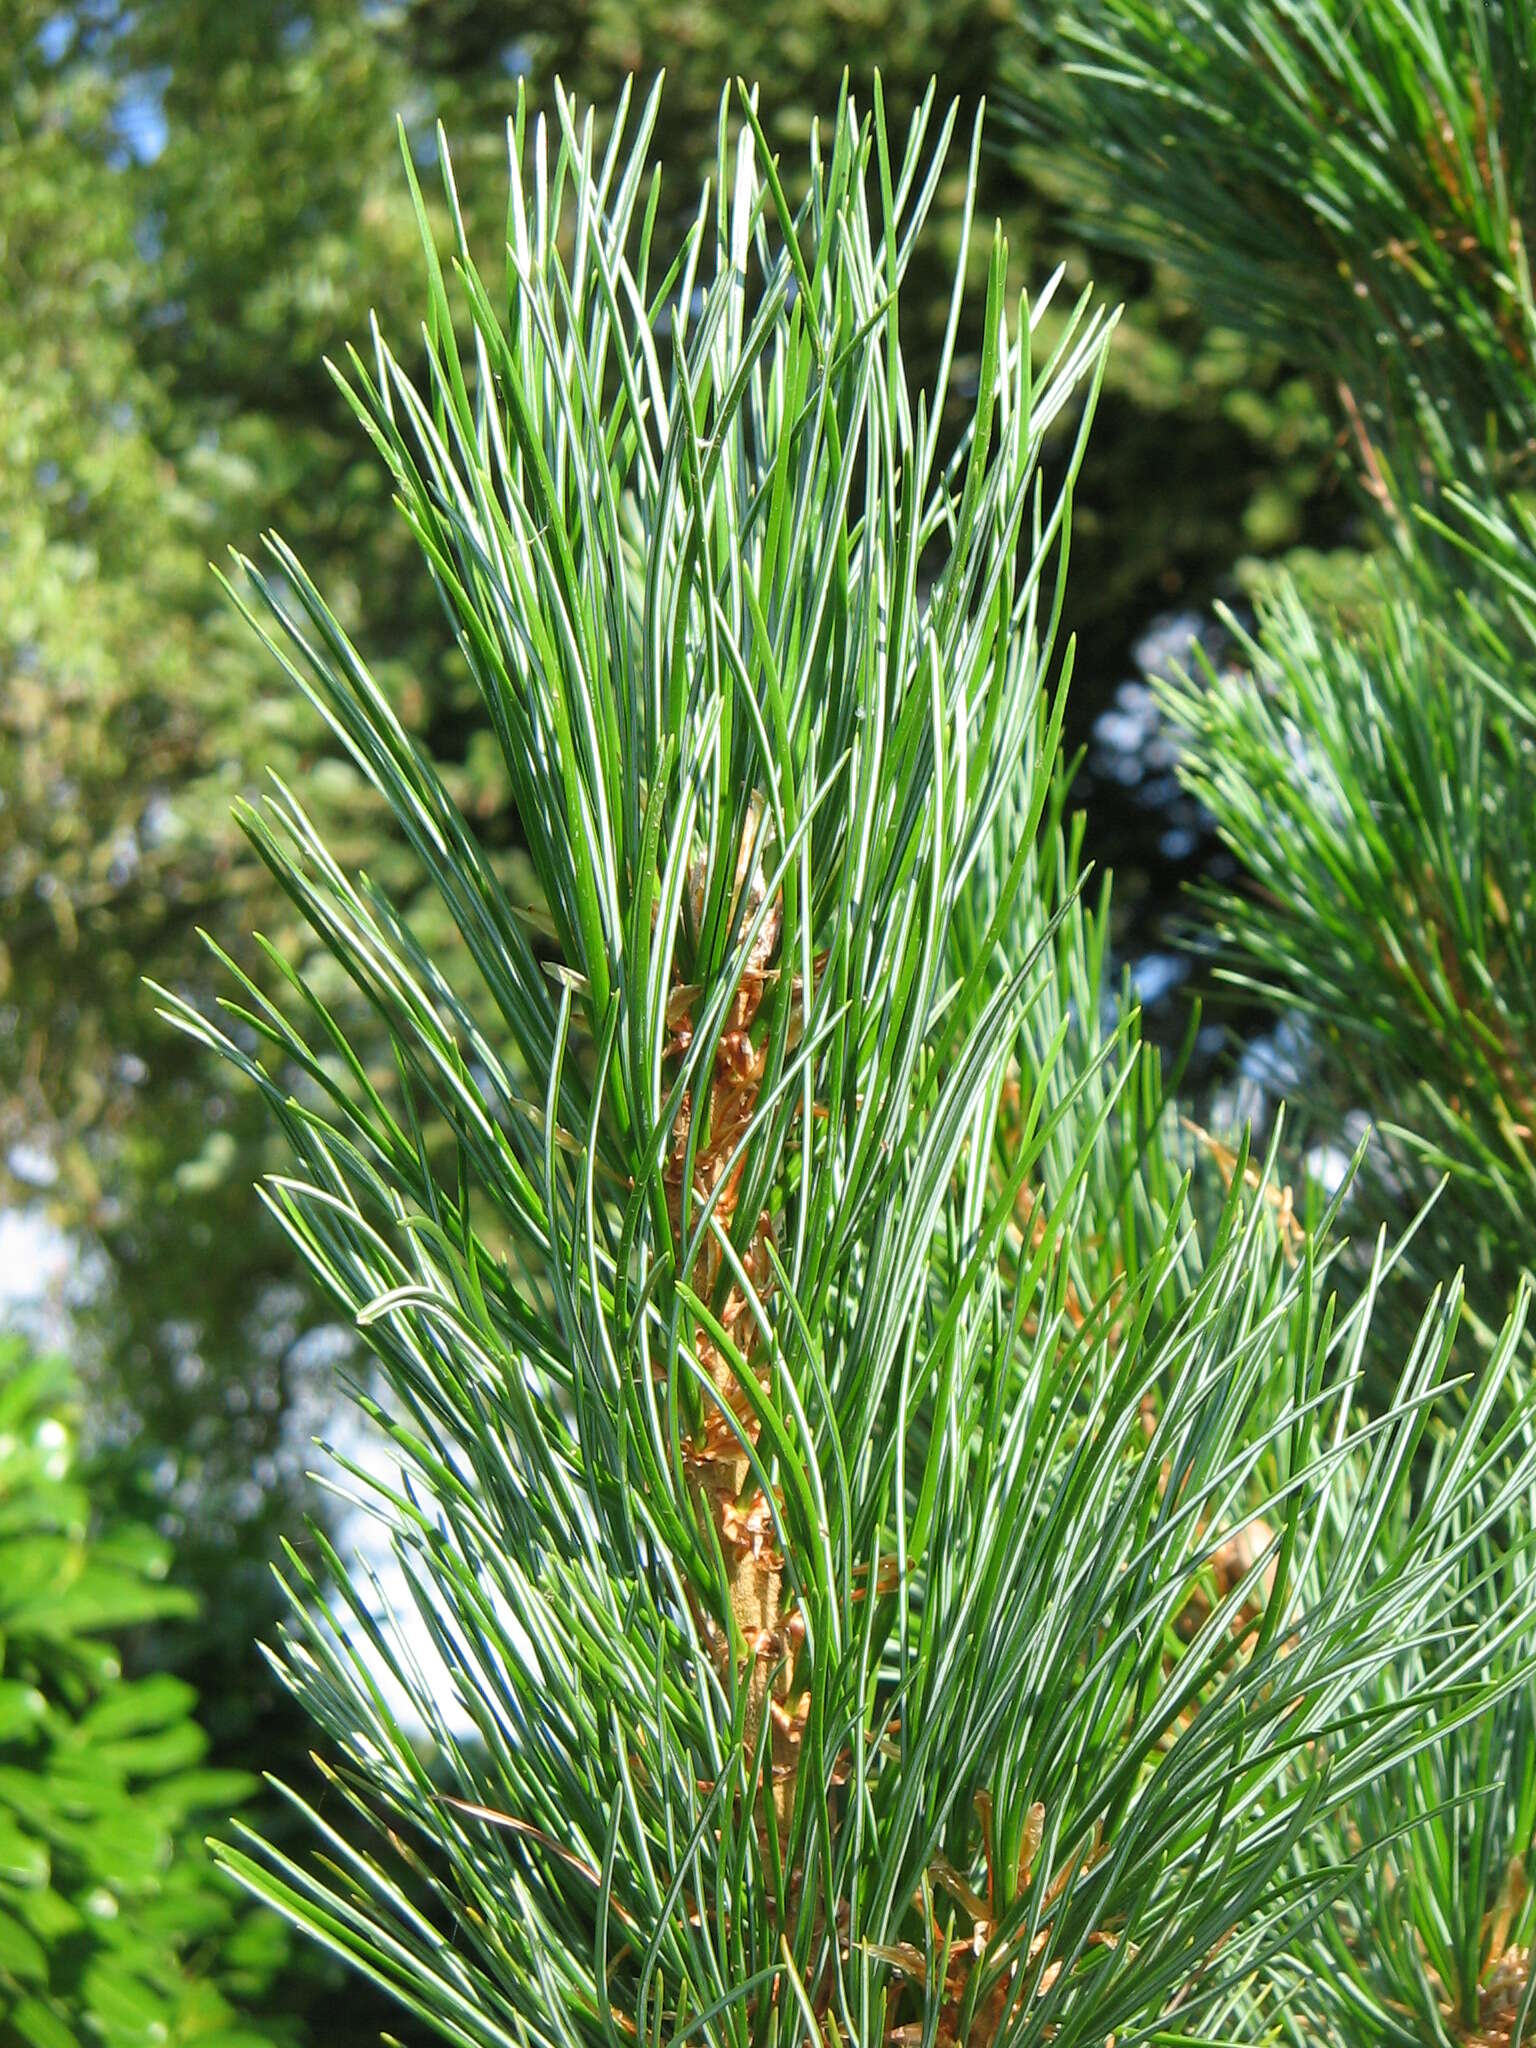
top-left (1031, 0), bottom-right (1536, 1355)
top-left (1029, 1), bottom-right (1536, 2037)
top-left (163, 80), bottom-right (1536, 2045)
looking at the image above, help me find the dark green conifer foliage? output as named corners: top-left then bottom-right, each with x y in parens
top-left (1030, 0), bottom-right (1536, 1335)
top-left (1029, 2), bottom-right (1536, 2037)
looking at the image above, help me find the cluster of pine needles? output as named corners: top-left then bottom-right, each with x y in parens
top-left (160, 12), bottom-right (1536, 2042)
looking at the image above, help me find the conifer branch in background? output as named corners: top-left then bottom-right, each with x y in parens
top-left (1025, 0), bottom-right (1536, 1352)
top-left (1028, 0), bottom-right (1536, 493)
top-left (1026, 3), bottom-right (1536, 2038)
top-left (1162, 562), bottom-right (1536, 1350)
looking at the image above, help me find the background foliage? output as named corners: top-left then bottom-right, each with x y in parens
top-left (0, 1336), bottom-right (282, 2046)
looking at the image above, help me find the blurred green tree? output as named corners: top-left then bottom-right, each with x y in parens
top-left (1, 0), bottom-right (1342, 1496)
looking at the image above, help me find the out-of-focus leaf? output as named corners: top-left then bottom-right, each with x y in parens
top-left (77, 1674), bottom-right (199, 1742)
top-left (0, 1682), bottom-right (48, 1741)
top-left (0, 1339), bottom-right (281, 2042)
top-left (11, 1993), bottom-right (80, 2048)
top-left (0, 1904), bottom-right (49, 1983)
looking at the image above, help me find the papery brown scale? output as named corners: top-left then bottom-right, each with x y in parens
top-left (665, 808), bottom-right (806, 1835)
